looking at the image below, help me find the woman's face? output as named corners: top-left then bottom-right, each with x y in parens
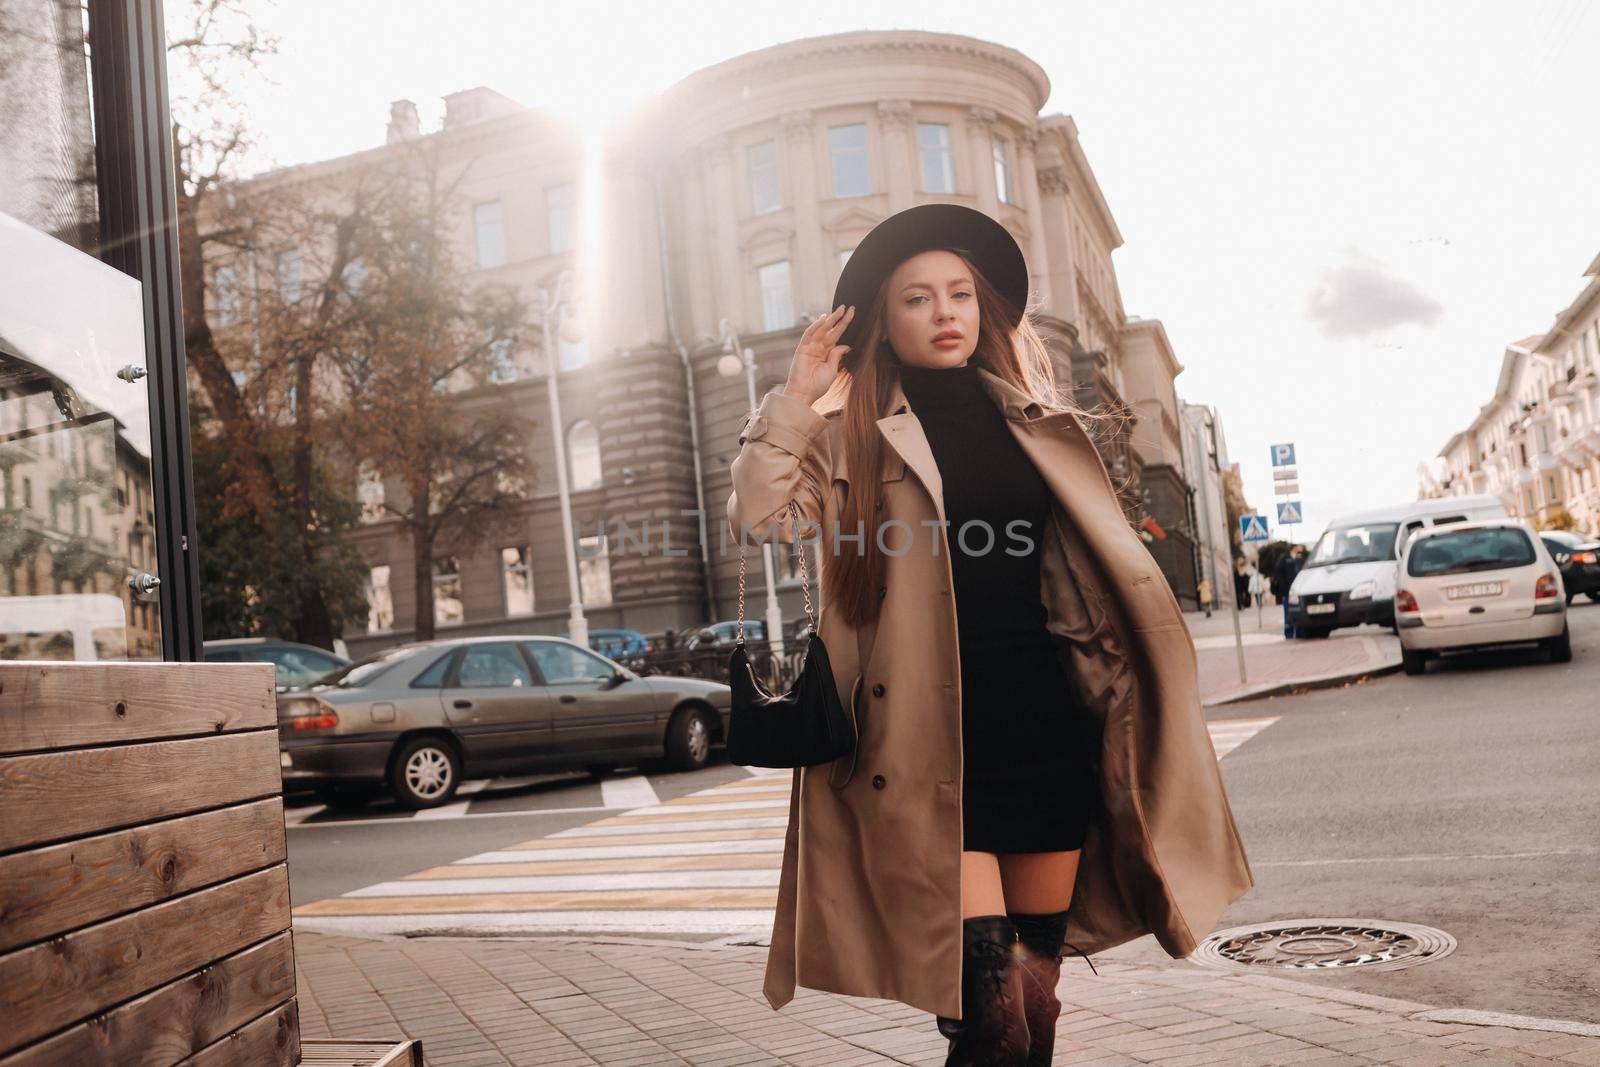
top-left (883, 249), bottom-right (980, 369)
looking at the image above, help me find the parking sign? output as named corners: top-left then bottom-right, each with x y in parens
top-left (1270, 443), bottom-right (1296, 467)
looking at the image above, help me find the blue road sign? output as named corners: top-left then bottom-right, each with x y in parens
top-left (1270, 443), bottom-right (1297, 467)
top-left (1277, 500), bottom-right (1303, 524)
top-left (1239, 514), bottom-right (1270, 543)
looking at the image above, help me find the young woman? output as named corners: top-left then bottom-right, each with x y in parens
top-left (727, 204), bottom-right (1252, 1066)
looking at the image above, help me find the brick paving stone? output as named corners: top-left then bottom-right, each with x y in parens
top-left (291, 932), bottom-right (1600, 1067)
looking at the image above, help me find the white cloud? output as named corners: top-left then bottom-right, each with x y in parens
top-left (1305, 249), bottom-right (1445, 342)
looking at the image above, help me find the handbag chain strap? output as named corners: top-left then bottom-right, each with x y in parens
top-left (735, 498), bottom-right (816, 647)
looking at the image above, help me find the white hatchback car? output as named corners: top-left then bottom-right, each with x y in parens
top-left (1395, 518), bottom-right (1570, 675)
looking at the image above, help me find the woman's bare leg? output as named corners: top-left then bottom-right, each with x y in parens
top-left (997, 850), bottom-right (1080, 912)
top-left (961, 850), bottom-right (1006, 917)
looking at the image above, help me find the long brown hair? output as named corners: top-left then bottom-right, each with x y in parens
top-left (814, 247), bottom-right (1083, 628)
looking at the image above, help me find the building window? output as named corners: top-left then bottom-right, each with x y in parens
top-left (365, 565), bottom-right (393, 634)
top-left (560, 302), bottom-right (592, 374)
top-left (501, 546), bottom-right (534, 615)
top-left (759, 260), bottom-right (793, 331)
top-left (567, 419), bottom-right (601, 490)
top-left (356, 462), bottom-right (385, 523)
top-left (433, 555), bottom-right (464, 627)
top-left (918, 123), bottom-right (956, 193)
top-left (342, 255), bottom-right (367, 295)
top-left (214, 265), bottom-right (240, 326)
top-left (828, 123), bottom-right (871, 198)
top-left (474, 201), bottom-right (506, 268)
top-left (992, 137), bottom-right (1013, 204)
top-left (487, 337), bottom-right (516, 383)
top-left (577, 533), bottom-right (612, 606)
top-left (275, 249), bottom-right (302, 303)
top-left (748, 139), bottom-right (779, 214)
top-left (547, 182), bottom-right (575, 254)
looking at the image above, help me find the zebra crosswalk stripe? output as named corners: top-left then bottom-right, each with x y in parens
top-left (293, 718), bottom-right (1277, 934)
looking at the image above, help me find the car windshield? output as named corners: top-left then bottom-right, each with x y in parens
top-left (1408, 527), bottom-right (1536, 577)
top-left (316, 645), bottom-right (418, 688)
top-left (1306, 523), bottom-right (1399, 567)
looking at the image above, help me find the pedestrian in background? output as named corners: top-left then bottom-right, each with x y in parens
top-left (728, 203), bottom-right (1251, 1066)
top-left (1197, 575), bottom-right (1213, 618)
top-left (1233, 559), bottom-right (1251, 610)
top-left (1273, 544), bottom-right (1306, 638)
top-left (1248, 566), bottom-right (1267, 608)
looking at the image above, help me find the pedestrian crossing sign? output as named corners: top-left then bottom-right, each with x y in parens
top-left (1277, 500), bottom-right (1303, 524)
top-left (1239, 514), bottom-right (1270, 542)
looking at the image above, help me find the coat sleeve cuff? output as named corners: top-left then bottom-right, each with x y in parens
top-left (738, 389), bottom-right (830, 459)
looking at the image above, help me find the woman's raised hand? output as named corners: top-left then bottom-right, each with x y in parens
top-left (782, 304), bottom-right (855, 405)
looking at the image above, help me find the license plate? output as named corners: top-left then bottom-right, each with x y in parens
top-left (1306, 603), bottom-right (1336, 614)
top-left (1446, 581), bottom-right (1502, 600)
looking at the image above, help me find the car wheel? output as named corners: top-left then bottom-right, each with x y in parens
top-left (315, 784), bottom-right (379, 812)
top-left (1401, 648), bottom-right (1427, 676)
top-left (1544, 624), bottom-right (1573, 664)
top-left (665, 705), bottom-right (714, 772)
top-left (389, 736), bottom-right (461, 809)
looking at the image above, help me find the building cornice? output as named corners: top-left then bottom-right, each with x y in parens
top-left (661, 31), bottom-right (1051, 114)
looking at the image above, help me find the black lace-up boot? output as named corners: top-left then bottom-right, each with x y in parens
top-left (934, 914), bottom-right (1030, 1066)
top-left (1009, 909), bottom-right (1098, 1066)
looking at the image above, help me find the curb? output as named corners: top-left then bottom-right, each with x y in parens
top-left (1202, 639), bottom-right (1402, 707)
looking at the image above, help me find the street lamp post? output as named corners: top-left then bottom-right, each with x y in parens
top-left (718, 318), bottom-right (785, 658)
top-left (536, 272), bottom-right (588, 648)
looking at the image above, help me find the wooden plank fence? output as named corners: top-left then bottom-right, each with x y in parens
top-left (0, 661), bottom-right (300, 1066)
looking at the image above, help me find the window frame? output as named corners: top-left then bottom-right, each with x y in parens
top-left (758, 259), bottom-right (794, 332)
top-left (827, 123), bottom-right (872, 198)
top-left (747, 138), bottom-right (780, 215)
top-left (917, 122), bottom-right (956, 194)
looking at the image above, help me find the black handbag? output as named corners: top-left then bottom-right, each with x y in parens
top-left (726, 500), bottom-right (857, 768)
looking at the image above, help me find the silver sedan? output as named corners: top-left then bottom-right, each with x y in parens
top-left (277, 635), bottom-right (733, 810)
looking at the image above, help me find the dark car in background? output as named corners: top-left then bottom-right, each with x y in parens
top-left (277, 635), bottom-right (732, 810)
top-left (204, 637), bottom-right (350, 690)
top-left (1538, 531), bottom-right (1600, 603)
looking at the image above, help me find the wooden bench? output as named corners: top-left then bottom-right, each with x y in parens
top-left (0, 662), bottom-right (423, 1067)
top-left (300, 1040), bottom-right (423, 1065)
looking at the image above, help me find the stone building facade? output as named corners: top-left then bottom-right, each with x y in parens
top-left (216, 31), bottom-right (1199, 655)
top-left (1421, 252), bottom-right (1600, 535)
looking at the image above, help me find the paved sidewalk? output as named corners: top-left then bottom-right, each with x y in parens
top-left (294, 931), bottom-right (1600, 1066)
top-left (1184, 607), bottom-right (1401, 706)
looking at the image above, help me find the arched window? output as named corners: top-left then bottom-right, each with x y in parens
top-left (567, 420), bottom-right (601, 490)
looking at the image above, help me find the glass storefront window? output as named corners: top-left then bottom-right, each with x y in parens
top-left (0, 0), bottom-right (163, 660)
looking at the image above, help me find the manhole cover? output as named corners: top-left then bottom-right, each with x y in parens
top-left (1191, 919), bottom-right (1456, 973)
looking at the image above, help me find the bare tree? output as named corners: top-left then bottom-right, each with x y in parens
top-left (321, 143), bottom-right (538, 642)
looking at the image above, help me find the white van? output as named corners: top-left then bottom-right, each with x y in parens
top-left (1288, 495), bottom-right (1509, 637)
top-left (0, 594), bottom-right (128, 660)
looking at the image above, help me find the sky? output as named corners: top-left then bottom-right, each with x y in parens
top-left (197, 0), bottom-right (1600, 542)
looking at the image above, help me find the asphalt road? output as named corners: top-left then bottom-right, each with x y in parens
top-left (283, 601), bottom-right (1599, 1025)
top-left (1111, 598), bottom-right (1599, 1025)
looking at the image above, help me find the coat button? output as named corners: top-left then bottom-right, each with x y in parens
top-left (872, 683), bottom-right (885, 698)
top-left (872, 774), bottom-right (886, 789)
top-left (878, 585), bottom-right (887, 599)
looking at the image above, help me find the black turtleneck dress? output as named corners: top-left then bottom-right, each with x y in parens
top-left (896, 361), bottom-right (1096, 854)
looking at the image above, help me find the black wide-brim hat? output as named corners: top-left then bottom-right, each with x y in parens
top-left (831, 203), bottom-right (1028, 350)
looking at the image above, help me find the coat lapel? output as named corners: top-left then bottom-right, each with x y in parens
top-left (870, 365), bottom-right (1093, 529)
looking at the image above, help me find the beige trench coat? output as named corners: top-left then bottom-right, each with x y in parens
top-left (726, 368), bottom-right (1254, 1020)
